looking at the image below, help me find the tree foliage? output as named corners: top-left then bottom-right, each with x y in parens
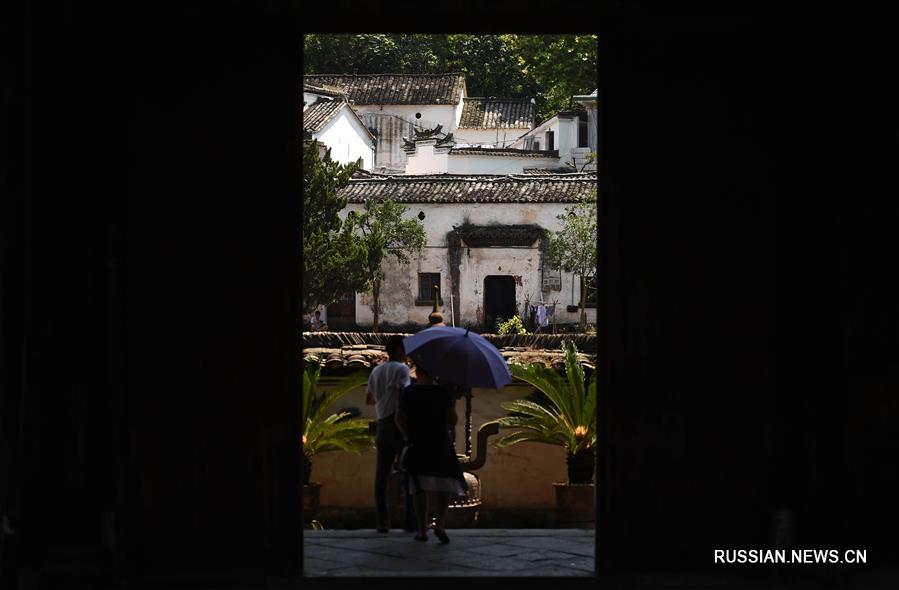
top-left (302, 142), bottom-right (367, 314)
top-left (302, 356), bottom-right (373, 484)
top-left (345, 198), bottom-right (427, 332)
top-left (485, 340), bottom-right (596, 483)
top-left (303, 34), bottom-right (597, 123)
top-left (547, 192), bottom-right (597, 332)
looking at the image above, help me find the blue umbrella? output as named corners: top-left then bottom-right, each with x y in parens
top-left (402, 326), bottom-right (512, 389)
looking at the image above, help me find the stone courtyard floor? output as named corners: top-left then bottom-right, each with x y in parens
top-left (303, 528), bottom-right (594, 576)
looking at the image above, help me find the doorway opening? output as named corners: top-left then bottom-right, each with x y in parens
top-left (325, 292), bottom-right (356, 331)
top-left (483, 276), bottom-right (516, 332)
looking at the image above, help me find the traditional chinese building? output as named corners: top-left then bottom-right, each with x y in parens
top-left (326, 171), bottom-right (597, 332)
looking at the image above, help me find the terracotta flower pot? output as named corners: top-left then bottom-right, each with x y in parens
top-left (553, 482), bottom-right (595, 528)
top-left (303, 482), bottom-right (322, 525)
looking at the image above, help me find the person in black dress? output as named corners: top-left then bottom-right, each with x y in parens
top-left (395, 365), bottom-right (468, 543)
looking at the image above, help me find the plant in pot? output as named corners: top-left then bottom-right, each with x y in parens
top-left (302, 356), bottom-right (374, 526)
top-left (485, 339), bottom-right (596, 527)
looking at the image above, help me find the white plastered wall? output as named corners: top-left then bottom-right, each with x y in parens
top-left (404, 144), bottom-right (561, 175)
top-left (314, 108), bottom-right (374, 171)
top-left (340, 202), bottom-right (597, 329)
top-left (353, 104), bottom-right (458, 174)
top-left (455, 127), bottom-right (531, 148)
top-left (446, 154), bottom-right (561, 175)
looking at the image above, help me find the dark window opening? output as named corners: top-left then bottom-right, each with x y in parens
top-left (578, 115), bottom-right (589, 147)
top-left (545, 130), bottom-right (555, 151)
top-left (416, 272), bottom-right (442, 306)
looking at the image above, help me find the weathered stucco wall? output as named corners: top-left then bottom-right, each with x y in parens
top-left (355, 104), bottom-right (459, 174)
top-left (316, 109), bottom-right (374, 171)
top-left (510, 117), bottom-right (581, 167)
top-left (403, 142), bottom-right (449, 175)
top-left (404, 142), bottom-right (561, 175)
top-left (455, 127), bottom-right (528, 148)
top-left (446, 154), bottom-right (561, 175)
top-left (341, 202), bottom-right (597, 330)
top-left (310, 380), bottom-right (571, 509)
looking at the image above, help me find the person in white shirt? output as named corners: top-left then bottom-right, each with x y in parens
top-left (309, 310), bottom-right (322, 332)
top-left (366, 335), bottom-right (414, 532)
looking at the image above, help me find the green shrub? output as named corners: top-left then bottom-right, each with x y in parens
top-left (498, 315), bottom-right (528, 335)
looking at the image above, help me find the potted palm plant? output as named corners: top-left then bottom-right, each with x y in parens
top-left (302, 356), bottom-right (374, 524)
top-left (485, 339), bottom-right (596, 527)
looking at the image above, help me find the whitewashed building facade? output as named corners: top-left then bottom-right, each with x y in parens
top-left (303, 85), bottom-right (376, 171)
top-left (327, 172), bottom-right (598, 332)
top-left (509, 110), bottom-right (595, 172)
top-left (304, 74), bottom-right (469, 175)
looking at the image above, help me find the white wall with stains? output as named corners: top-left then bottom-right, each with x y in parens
top-left (340, 201), bottom-right (597, 330)
top-left (455, 127), bottom-right (529, 148)
top-left (354, 103), bottom-right (460, 174)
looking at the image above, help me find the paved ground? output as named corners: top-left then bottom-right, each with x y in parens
top-left (304, 528), bottom-right (595, 576)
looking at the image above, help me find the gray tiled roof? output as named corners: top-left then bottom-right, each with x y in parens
top-left (303, 83), bottom-right (345, 98)
top-left (303, 74), bottom-right (466, 105)
top-left (458, 97), bottom-right (535, 129)
top-left (303, 99), bottom-right (345, 133)
top-left (338, 173), bottom-right (597, 204)
top-left (521, 165), bottom-right (579, 174)
top-left (449, 147), bottom-right (559, 158)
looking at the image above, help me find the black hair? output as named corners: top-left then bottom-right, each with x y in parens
top-left (385, 335), bottom-right (405, 357)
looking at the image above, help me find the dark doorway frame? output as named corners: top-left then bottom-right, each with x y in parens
top-left (482, 275), bottom-right (517, 332)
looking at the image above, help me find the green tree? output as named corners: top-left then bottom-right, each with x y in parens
top-left (346, 198), bottom-right (426, 332)
top-left (303, 34), bottom-right (598, 124)
top-left (303, 34), bottom-right (403, 74)
top-left (507, 34), bottom-right (598, 122)
top-left (302, 141), bottom-right (366, 314)
top-left (442, 35), bottom-right (539, 99)
top-left (302, 356), bottom-right (373, 485)
top-left (547, 192), bottom-right (597, 332)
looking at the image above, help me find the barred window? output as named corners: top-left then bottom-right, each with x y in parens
top-left (417, 273), bottom-right (442, 304)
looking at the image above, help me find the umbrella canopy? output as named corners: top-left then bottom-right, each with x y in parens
top-left (402, 326), bottom-right (512, 389)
